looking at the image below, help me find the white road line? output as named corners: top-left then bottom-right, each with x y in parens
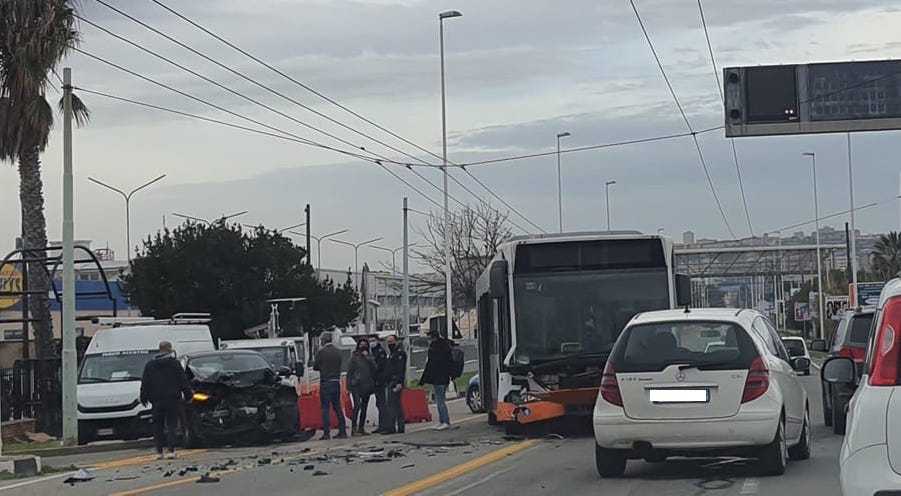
top-left (441, 466), bottom-right (516, 496)
top-left (740, 478), bottom-right (759, 495)
top-left (0, 471), bottom-right (76, 492)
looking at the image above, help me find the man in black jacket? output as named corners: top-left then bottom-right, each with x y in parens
top-left (312, 331), bottom-right (347, 440)
top-left (383, 335), bottom-right (407, 434)
top-left (140, 341), bottom-right (191, 459)
top-left (420, 331), bottom-right (453, 430)
top-left (370, 337), bottom-right (389, 434)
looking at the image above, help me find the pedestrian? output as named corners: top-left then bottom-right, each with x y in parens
top-left (383, 334), bottom-right (407, 434)
top-left (370, 336), bottom-right (390, 434)
top-left (347, 339), bottom-right (376, 435)
top-left (140, 341), bottom-right (191, 460)
top-left (420, 330), bottom-right (454, 430)
top-left (312, 331), bottom-right (347, 440)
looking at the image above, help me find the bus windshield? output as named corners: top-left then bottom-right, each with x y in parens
top-left (513, 269), bottom-right (669, 363)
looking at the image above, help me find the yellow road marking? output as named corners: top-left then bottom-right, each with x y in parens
top-left (91, 449), bottom-right (207, 470)
top-left (383, 439), bottom-right (538, 496)
top-left (108, 468), bottom-right (240, 496)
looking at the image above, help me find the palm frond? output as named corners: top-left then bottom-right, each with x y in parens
top-left (56, 92), bottom-right (90, 126)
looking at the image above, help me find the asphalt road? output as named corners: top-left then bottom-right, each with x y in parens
top-left (0, 371), bottom-right (840, 496)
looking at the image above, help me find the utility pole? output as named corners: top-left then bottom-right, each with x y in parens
top-left (305, 204), bottom-right (312, 266)
top-left (846, 134), bottom-right (858, 296)
top-left (61, 68), bottom-right (77, 446)
top-left (403, 197), bottom-right (412, 383)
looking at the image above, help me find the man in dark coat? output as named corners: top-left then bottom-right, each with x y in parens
top-left (140, 341), bottom-right (191, 459)
top-left (312, 331), bottom-right (347, 440)
top-left (370, 337), bottom-right (390, 433)
top-left (420, 331), bottom-right (454, 430)
top-left (383, 335), bottom-right (407, 434)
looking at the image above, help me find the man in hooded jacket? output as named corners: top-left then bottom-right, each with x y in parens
top-left (140, 341), bottom-right (191, 459)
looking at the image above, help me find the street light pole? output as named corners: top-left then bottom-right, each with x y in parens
top-left (803, 152), bottom-right (826, 340)
top-left (556, 131), bottom-right (571, 232)
top-left (88, 174), bottom-right (166, 262)
top-left (847, 133), bottom-right (859, 298)
top-left (330, 237), bottom-right (383, 288)
top-left (172, 210), bottom-right (248, 225)
top-left (605, 180), bottom-right (616, 231)
top-left (372, 244), bottom-right (418, 274)
top-left (295, 229), bottom-right (349, 276)
top-left (440, 9), bottom-right (462, 340)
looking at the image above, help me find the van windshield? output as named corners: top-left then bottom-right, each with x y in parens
top-left (247, 347), bottom-right (290, 368)
top-left (79, 350), bottom-right (157, 383)
top-left (610, 321), bottom-right (758, 373)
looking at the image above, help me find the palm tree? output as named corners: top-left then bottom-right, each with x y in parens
top-left (872, 232), bottom-right (901, 281)
top-left (0, 1), bottom-right (89, 361)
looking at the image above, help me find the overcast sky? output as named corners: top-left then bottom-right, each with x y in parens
top-left (4, 0), bottom-right (901, 271)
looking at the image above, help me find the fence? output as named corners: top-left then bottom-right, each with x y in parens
top-left (1, 359), bottom-right (61, 435)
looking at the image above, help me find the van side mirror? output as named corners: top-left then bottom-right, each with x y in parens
top-left (790, 356), bottom-right (810, 372)
top-left (822, 357), bottom-right (856, 385)
top-left (277, 366), bottom-right (292, 378)
top-left (675, 274), bottom-right (691, 307)
top-left (810, 339), bottom-right (827, 352)
top-left (489, 260), bottom-right (508, 299)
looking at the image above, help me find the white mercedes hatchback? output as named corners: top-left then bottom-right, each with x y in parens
top-left (824, 278), bottom-right (901, 495)
top-left (593, 308), bottom-right (811, 477)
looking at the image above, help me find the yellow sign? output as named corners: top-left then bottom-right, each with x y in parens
top-left (0, 264), bottom-right (23, 310)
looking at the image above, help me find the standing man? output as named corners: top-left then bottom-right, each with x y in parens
top-left (420, 330), bottom-right (454, 430)
top-left (347, 339), bottom-right (376, 435)
top-left (383, 334), bottom-right (407, 434)
top-left (140, 341), bottom-right (191, 460)
top-left (370, 336), bottom-right (389, 434)
top-left (312, 331), bottom-right (347, 440)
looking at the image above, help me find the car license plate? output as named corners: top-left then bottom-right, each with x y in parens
top-left (649, 389), bottom-right (709, 403)
top-left (96, 428), bottom-right (115, 436)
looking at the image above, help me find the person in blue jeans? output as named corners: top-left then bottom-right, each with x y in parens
top-left (313, 331), bottom-right (347, 440)
top-left (419, 330), bottom-right (454, 430)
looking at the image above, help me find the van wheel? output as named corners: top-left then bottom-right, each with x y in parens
top-left (759, 417), bottom-right (787, 476)
top-left (595, 444), bottom-right (627, 478)
top-left (788, 408), bottom-right (811, 460)
top-left (822, 383), bottom-right (832, 427)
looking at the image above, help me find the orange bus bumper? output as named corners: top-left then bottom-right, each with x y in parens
top-left (495, 387), bottom-right (599, 424)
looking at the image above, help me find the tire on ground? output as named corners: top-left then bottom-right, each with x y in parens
top-left (758, 417), bottom-right (787, 476)
top-left (595, 444), bottom-right (627, 478)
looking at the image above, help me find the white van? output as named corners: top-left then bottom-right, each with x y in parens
top-left (77, 319), bottom-right (214, 444)
top-left (219, 338), bottom-right (305, 387)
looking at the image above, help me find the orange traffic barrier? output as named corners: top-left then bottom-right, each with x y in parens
top-left (298, 378), bottom-right (353, 432)
top-left (402, 388), bottom-right (432, 423)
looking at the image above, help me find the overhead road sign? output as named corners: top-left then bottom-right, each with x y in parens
top-left (725, 59), bottom-right (901, 137)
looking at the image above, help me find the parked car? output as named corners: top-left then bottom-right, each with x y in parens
top-left (466, 375), bottom-right (483, 413)
top-left (77, 315), bottom-right (215, 445)
top-left (183, 350), bottom-right (299, 446)
top-left (811, 308), bottom-right (875, 434)
top-left (823, 278), bottom-right (901, 495)
top-left (780, 337), bottom-right (811, 375)
top-left (593, 308), bottom-right (810, 477)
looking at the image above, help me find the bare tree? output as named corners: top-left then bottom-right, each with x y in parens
top-left (415, 204), bottom-right (513, 310)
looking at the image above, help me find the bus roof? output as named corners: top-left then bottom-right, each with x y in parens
top-left (507, 230), bottom-right (646, 243)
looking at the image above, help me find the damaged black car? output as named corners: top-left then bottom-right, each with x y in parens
top-left (183, 350), bottom-right (299, 446)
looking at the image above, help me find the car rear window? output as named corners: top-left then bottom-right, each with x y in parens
top-left (782, 339), bottom-right (806, 357)
top-left (848, 314), bottom-right (874, 345)
top-left (610, 320), bottom-right (758, 373)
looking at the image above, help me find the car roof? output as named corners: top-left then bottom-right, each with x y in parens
top-left (878, 278), bottom-right (901, 308)
top-left (629, 308), bottom-right (759, 328)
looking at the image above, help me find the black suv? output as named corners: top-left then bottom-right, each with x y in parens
top-left (812, 309), bottom-right (874, 435)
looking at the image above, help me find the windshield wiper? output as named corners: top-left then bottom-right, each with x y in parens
top-left (109, 375), bottom-right (142, 382)
top-left (677, 360), bottom-right (738, 371)
top-left (78, 376), bottom-right (110, 383)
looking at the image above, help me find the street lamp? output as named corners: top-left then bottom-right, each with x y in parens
top-left (171, 210), bottom-right (248, 224)
top-left (605, 180), bottom-right (616, 231)
top-left (87, 174), bottom-right (166, 262)
top-left (371, 244), bottom-right (418, 274)
top-left (244, 222), bottom-right (306, 233)
top-left (329, 236), bottom-right (383, 288)
top-left (803, 151), bottom-right (826, 341)
top-left (439, 9), bottom-right (462, 341)
top-left (291, 229), bottom-right (348, 274)
top-left (556, 132), bottom-right (571, 232)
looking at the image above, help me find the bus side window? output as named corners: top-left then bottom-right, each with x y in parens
top-left (478, 295), bottom-right (495, 354)
top-left (497, 297), bottom-right (512, 364)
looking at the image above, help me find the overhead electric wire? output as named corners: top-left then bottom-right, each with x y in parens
top-left (630, 0), bottom-right (736, 239)
top-left (697, 0), bottom-right (754, 238)
top-left (145, 0), bottom-right (546, 234)
top-left (764, 195), bottom-right (901, 235)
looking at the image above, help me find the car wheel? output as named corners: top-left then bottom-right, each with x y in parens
top-left (595, 444), bottom-right (627, 478)
top-left (804, 368), bottom-right (811, 376)
top-left (466, 385), bottom-right (484, 413)
top-left (832, 395), bottom-right (847, 435)
top-left (788, 408), bottom-right (811, 461)
top-left (822, 382), bottom-right (833, 427)
top-left (759, 417), bottom-right (788, 476)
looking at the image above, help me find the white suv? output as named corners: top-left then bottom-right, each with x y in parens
top-left (824, 278), bottom-right (901, 495)
top-left (593, 308), bottom-right (811, 477)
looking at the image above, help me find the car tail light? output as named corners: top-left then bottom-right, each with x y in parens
top-left (839, 346), bottom-right (866, 362)
top-left (600, 362), bottom-right (622, 407)
top-left (870, 297), bottom-right (901, 386)
top-left (741, 356), bottom-right (769, 403)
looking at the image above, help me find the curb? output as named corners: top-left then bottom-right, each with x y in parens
top-left (6, 439), bottom-right (153, 459)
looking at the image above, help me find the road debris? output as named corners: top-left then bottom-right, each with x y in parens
top-left (197, 473), bottom-right (221, 483)
top-left (401, 463), bottom-right (415, 469)
top-left (63, 469), bottom-right (95, 484)
top-left (312, 470), bottom-right (328, 476)
top-left (403, 441), bottom-right (469, 448)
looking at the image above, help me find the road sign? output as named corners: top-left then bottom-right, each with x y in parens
top-left (724, 59), bottom-right (901, 137)
top-left (794, 302), bottom-right (810, 322)
top-left (825, 296), bottom-right (850, 321)
top-left (0, 264), bottom-right (22, 310)
top-left (851, 281), bottom-right (885, 307)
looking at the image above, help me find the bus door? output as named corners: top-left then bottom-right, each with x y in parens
top-left (478, 295), bottom-right (496, 416)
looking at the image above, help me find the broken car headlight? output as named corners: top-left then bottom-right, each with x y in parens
top-left (192, 392), bottom-right (211, 402)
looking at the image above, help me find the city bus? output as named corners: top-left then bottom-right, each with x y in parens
top-left (474, 231), bottom-right (690, 429)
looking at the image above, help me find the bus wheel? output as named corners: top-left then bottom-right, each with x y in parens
top-left (504, 421), bottom-right (525, 436)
